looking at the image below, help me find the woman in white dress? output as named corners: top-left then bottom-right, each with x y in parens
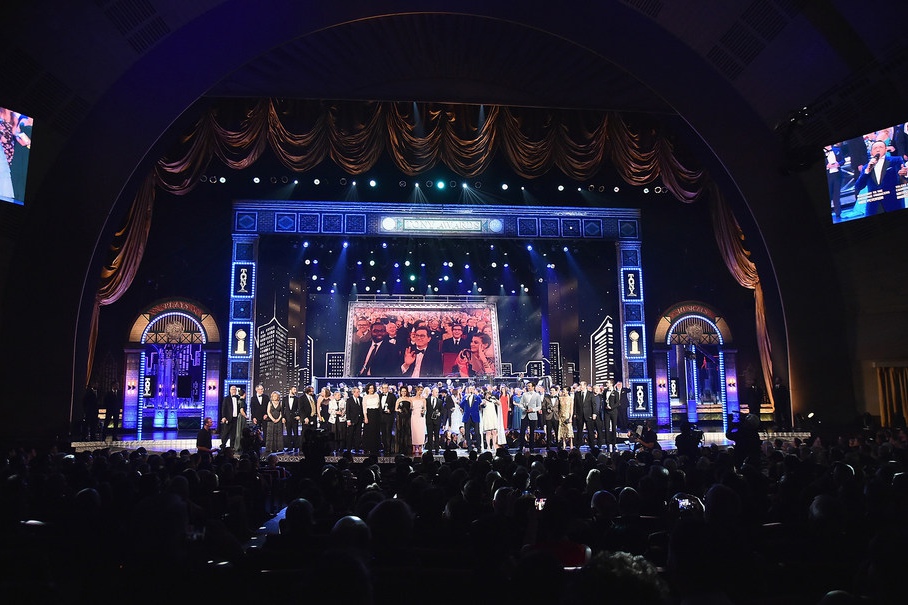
top-left (446, 387), bottom-right (464, 448)
top-left (479, 389), bottom-right (499, 452)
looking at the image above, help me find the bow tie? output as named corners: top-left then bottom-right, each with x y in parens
top-left (416, 349), bottom-right (425, 355)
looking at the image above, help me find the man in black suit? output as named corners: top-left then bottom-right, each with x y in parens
top-left (284, 386), bottom-right (302, 452)
top-left (220, 385), bottom-right (246, 450)
top-left (377, 382), bottom-right (397, 455)
top-left (616, 381), bottom-right (630, 433)
top-left (441, 323), bottom-right (470, 354)
top-left (425, 386), bottom-right (444, 454)
top-left (250, 383), bottom-right (268, 429)
top-left (400, 326), bottom-right (443, 377)
top-left (603, 380), bottom-right (620, 452)
top-left (102, 382), bottom-right (122, 440)
top-left (345, 386), bottom-right (364, 452)
top-left (356, 322), bottom-right (401, 378)
top-left (573, 381), bottom-right (597, 448)
top-left (854, 139), bottom-right (908, 215)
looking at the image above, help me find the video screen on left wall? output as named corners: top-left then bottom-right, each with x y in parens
top-left (0, 105), bottom-right (34, 206)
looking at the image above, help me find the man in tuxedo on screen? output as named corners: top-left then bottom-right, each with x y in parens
top-left (356, 322), bottom-right (400, 377)
top-left (378, 382), bottom-right (397, 455)
top-left (220, 385), bottom-right (246, 450)
top-left (441, 323), bottom-right (470, 354)
top-left (401, 326), bottom-right (443, 377)
top-left (854, 139), bottom-right (908, 215)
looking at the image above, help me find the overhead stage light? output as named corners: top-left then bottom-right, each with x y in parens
top-left (501, 183), bottom-right (508, 190)
top-left (399, 181), bottom-right (406, 187)
top-left (340, 178), bottom-right (347, 185)
top-left (474, 181), bottom-right (482, 189)
top-left (437, 181), bottom-right (445, 190)
top-left (426, 180), bottom-right (434, 188)
top-left (313, 179), bottom-right (320, 185)
top-left (369, 179), bottom-right (376, 187)
top-left (557, 185), bottom-right (564, 191)
top-left (253, 177), bottom-right (260, 184)
top-left (281, 176), bottom-right (289, 184)
top-left (219, 177), bottom-right (226, 184)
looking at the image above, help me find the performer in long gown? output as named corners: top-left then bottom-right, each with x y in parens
top-left (446, 387), bottom-right (464, 448)
top-left (396, 386), bottom-right (412, 456)
top-left (265, 391), bottom-right (285, 455)
top-left (410, 387), bottom-right (429, 457)
top-left (558, 388), bottom-right (574, 449)
top-left (362, 382), bottom-right (381, 455)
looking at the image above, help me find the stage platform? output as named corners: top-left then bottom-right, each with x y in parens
top-left (70, 429), bottom-right (809, 458)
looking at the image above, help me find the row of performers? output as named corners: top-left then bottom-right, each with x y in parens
top-left (217, 380), bottom-right (648, 456)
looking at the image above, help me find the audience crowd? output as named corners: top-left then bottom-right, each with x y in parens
top-left (1, 422), bottom-right (907, 605)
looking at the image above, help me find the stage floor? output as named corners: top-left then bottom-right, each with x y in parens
top-left (70, 429), bottom-right (809, 458)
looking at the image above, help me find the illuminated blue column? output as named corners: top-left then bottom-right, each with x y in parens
top-left (226, 233), bottom-right (259, 402)
top-left (617, 231), bottom-right (656, 427)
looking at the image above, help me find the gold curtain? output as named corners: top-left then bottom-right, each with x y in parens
top-left (87, 99), bottom-right (768, 393)
top-left (708, 180), bottom-right (775, 408)
top-left (877, 366), bottom-right (908, 427)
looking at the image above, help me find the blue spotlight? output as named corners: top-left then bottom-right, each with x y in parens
top-left (342, 241), bottom-right (349, 248)
top-left (382, 242), bottom-right (388, 248)
top-left (436, 181), bottom-right (445, 190)
top-left (527, 245), bottom-right (533, 251)
top-left (303, 241), bottom-right (309, 248)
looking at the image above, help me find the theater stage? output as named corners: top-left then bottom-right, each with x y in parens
top-left (70, 429), bottom-right (809, 458)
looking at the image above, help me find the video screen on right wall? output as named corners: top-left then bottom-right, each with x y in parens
top-left (824, 123), bottom-right (908, 224)
top-left (0, 104), bottom-right (34, 206)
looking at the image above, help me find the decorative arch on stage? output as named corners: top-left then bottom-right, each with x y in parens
top-left (122, 299), bottom-right (222, 436)
top-left (87, 98), bottom-right (777, 427)
top-left (652, 300), bottom-right (741, 433)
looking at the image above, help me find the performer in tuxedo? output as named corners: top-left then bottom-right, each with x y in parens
top-left (616, 381), bottom-right (630, 433)
top-left (425, 386), bottom-right (444, 454)
top-left (102, 382), bottom-right (122, 440)
top-left (356, 322), bottom-right (401, 378)
top-left (573, 381), bottom-right (597, 448)
top-left (603, 380), bottom-right (620, 452)
top-left (854, 139), bottom-right (908, 215)
top-left (301, 385), bottom-right (318, 439)
top-left (400, 326), bottom-right (443, 377)
top-left (250, 383), bottom-right (268, 428)
top-left (284, 386), bottom-right (302, 452)
top-left (377, 382), bottom-right (397, 455)
top-left (592, 383), bottom-right (605, 447)
top-left (220, 385), bottom-right (246, 450)
top-left (541, 385), bottom-right (558, 449)
top-left (461, 385), bottom-right (482, 451)
top-left (345, 386), bottom-right (365, 452)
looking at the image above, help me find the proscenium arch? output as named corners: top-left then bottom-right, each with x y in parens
top-left (2, 2), bottom-right (844, 445)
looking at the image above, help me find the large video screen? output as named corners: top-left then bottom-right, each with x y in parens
top-left (342, 300), bottom-right (501, 378)
top-left (0, 105), bottom-right (34, 206)
top-left (825, 123), bottom-right (908, 223)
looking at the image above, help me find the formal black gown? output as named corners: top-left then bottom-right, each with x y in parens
top-left (396, 398), bottom-right (411, 455)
